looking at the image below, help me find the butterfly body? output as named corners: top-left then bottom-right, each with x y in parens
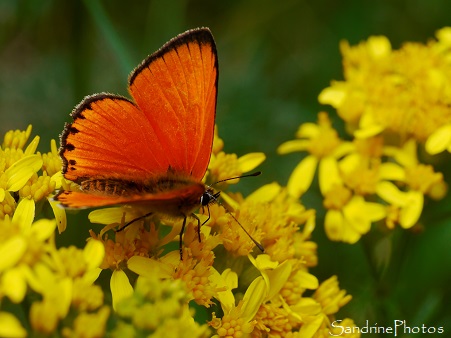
top-left (55, 28), bottom-right (218, 219)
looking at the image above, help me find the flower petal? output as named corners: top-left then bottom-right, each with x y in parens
top-left (319, 156), bottom-right (342, 195)
top-left (2, 267), bottom-right (27, 303)
top-left (277, 139), bottom-right (309, 154)
top-left (399, 191), bottom-right (423, 228)
top-left (376, 181), bottom-right (406, 206)
top-left (24, 135), bottom-right (40, 155)
top-left (5, 155), bottom-right (43, 191)
top-left (246, 183), bottom-right (281, 203)
top-left (0, 312), bottom-right (27, 338)
top-left (12, 198), bottom-right (35, 229)
top-left (48, 197), bottom-right (67, 233)
top-left (110, 270), bottom-right (134, 310)
top-left (425, 124), bottom-right (451, 155)
top-left (324, 210), bottom-right (345, 242)
top-left (29, 219), bottom-right (56, 241)
top-left (83, 239), bottom-right (105, 270)
top-left (238, 152), bottom-right (266, 172)
top-left (0, 236), bottom-right (27, 272)
top-left (209, 268), bottom-right (237, 312)
top-left (266, 260), bottom-right (292, 300)
top-left (287, 155), bottom-right (318, 198)
top-left (318, 83), bottom-right (347, 107)
top-left (240, 276), bottom-right (267, 322)
top-left (127, 256), bottom-right (173, 279)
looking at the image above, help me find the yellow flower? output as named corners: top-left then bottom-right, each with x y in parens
top-left (319, 27), bottom-right (451, 142)
top-left (90, 207), bottom-right (224, 310)
top-left (278, 112), bottom-right (353, 198)
top-left (281, 89), bottom-right (447, 240)
top-left (42, 139), bottom-right (63, 176)
top-left (208, 150), bottom-right (265, 187)
top-left (27, 241), bottom-right (105, 332)
top-left (324, 186), bottom-right (386, 243)
top-left (313, 276), bottom-right (352, 315)
top-left (290, 277), bottom-right (357, 338)
top-left (378, 139), bottom-right (446, 228)
top-left (0, 127), bottom-right (66, 230)
top-left (0, 218), bottom-right (56, 303)
top-left (0, 155), bottom-right (42, 223)
top-left (207, 126), bottom-right (265, 186)
top-left (62, 306), bottom-right (110, 338)
top-left (209, 275), bottom-right (268, 337)
top-left (113, 275), bottom-right (210, 337)
top-left (206, 182), bottom-right (314, 262)
top-left (89, 214), bottom-right (159, 309)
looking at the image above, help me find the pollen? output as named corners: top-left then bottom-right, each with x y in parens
top-left (42, 139), bottom-right (62, 176)
top-left (0, 191), bottom-right (16, 219)
top-left (254, 303), bottom-right (294, 337)
top-left (211, 312), bottom-right (247, 338)
top-left (174, 254), bottom-right (216, 307)
top-left (2, 125), bottom-right (32, 150)
top-left (71, 279), bottom-right (104, 311)
top-left (341, 160), bottom-right (380, 195)
top-left (57, 246), bottom-right (89, 278)
top-left (19, 172), bottom-right (56, 201)
top-left (0, 147), bottom-right (25, 171)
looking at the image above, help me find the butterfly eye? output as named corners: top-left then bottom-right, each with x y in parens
top-left (200, 189), bottom-right (220, 206)
top-left (200, 192), bottom-right (211, 206)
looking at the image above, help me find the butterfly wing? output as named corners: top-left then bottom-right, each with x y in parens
top-left (129, 28), bottom-right (218, 181)
top-left (60, 94), bottom-right (173, 184)
top-left (58, 28), bottom-right (218, 208)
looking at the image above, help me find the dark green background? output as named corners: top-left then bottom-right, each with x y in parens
top-left (1, 1), bottom-right (450, 336)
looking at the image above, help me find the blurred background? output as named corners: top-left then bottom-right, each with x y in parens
top-left (1, 0), bottom-right (450, 336)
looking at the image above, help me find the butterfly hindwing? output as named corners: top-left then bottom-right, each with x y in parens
top-left (55, 182), bottom-right (205, 214)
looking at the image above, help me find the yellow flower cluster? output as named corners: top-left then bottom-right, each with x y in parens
top-left (0, 125), bottom-right (66, 232)
top-left (279, 28), bottom-right (450, 244)
top-left (0, 115), bottom-right (359, 336)
top-left (112, 276), bottom-right (210, 337)
top-left (79, 126), bottom-right (357, 337)
top-left (0, 216), bottom-right (108, 337)
top-left (318, 27), bottom-right (451, 145)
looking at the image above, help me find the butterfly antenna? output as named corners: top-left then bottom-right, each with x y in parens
top-left (212, 171), bottom-right (261, 186)
top-left (208, 193), bottom-right (264, 252)
top-left (207, 171), bottom-right (264, 252)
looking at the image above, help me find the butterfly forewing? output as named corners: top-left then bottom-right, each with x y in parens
top-left (60, 95), bottom-right (171, 183)
top-left (129, 28), bottom-right (218, 181)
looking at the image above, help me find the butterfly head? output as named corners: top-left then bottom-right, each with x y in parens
top-left (200, 187), bottom-right (220, 207)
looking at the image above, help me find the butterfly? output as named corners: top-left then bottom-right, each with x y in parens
top-left (55, 27), bottom-right (263, 255)
top-left (55, 28), bottom-right (218, 242)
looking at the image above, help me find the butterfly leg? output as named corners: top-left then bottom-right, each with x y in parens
top-left (179, 216), bottom-right (188, 260)
top-left (201, 204), bottom-right (211, 226)
top-left (191, 213), bottom-right (202, 243)
top-left (116, 212), bottom-right (153, 232)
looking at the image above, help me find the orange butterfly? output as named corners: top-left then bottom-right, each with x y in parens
top-left (55, 28), bottom-right (263, 254)
top-left (55, 28), bottom-right (217, 233)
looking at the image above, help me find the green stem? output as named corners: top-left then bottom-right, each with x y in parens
top-left (83, 0), bottom-right (133, 76)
